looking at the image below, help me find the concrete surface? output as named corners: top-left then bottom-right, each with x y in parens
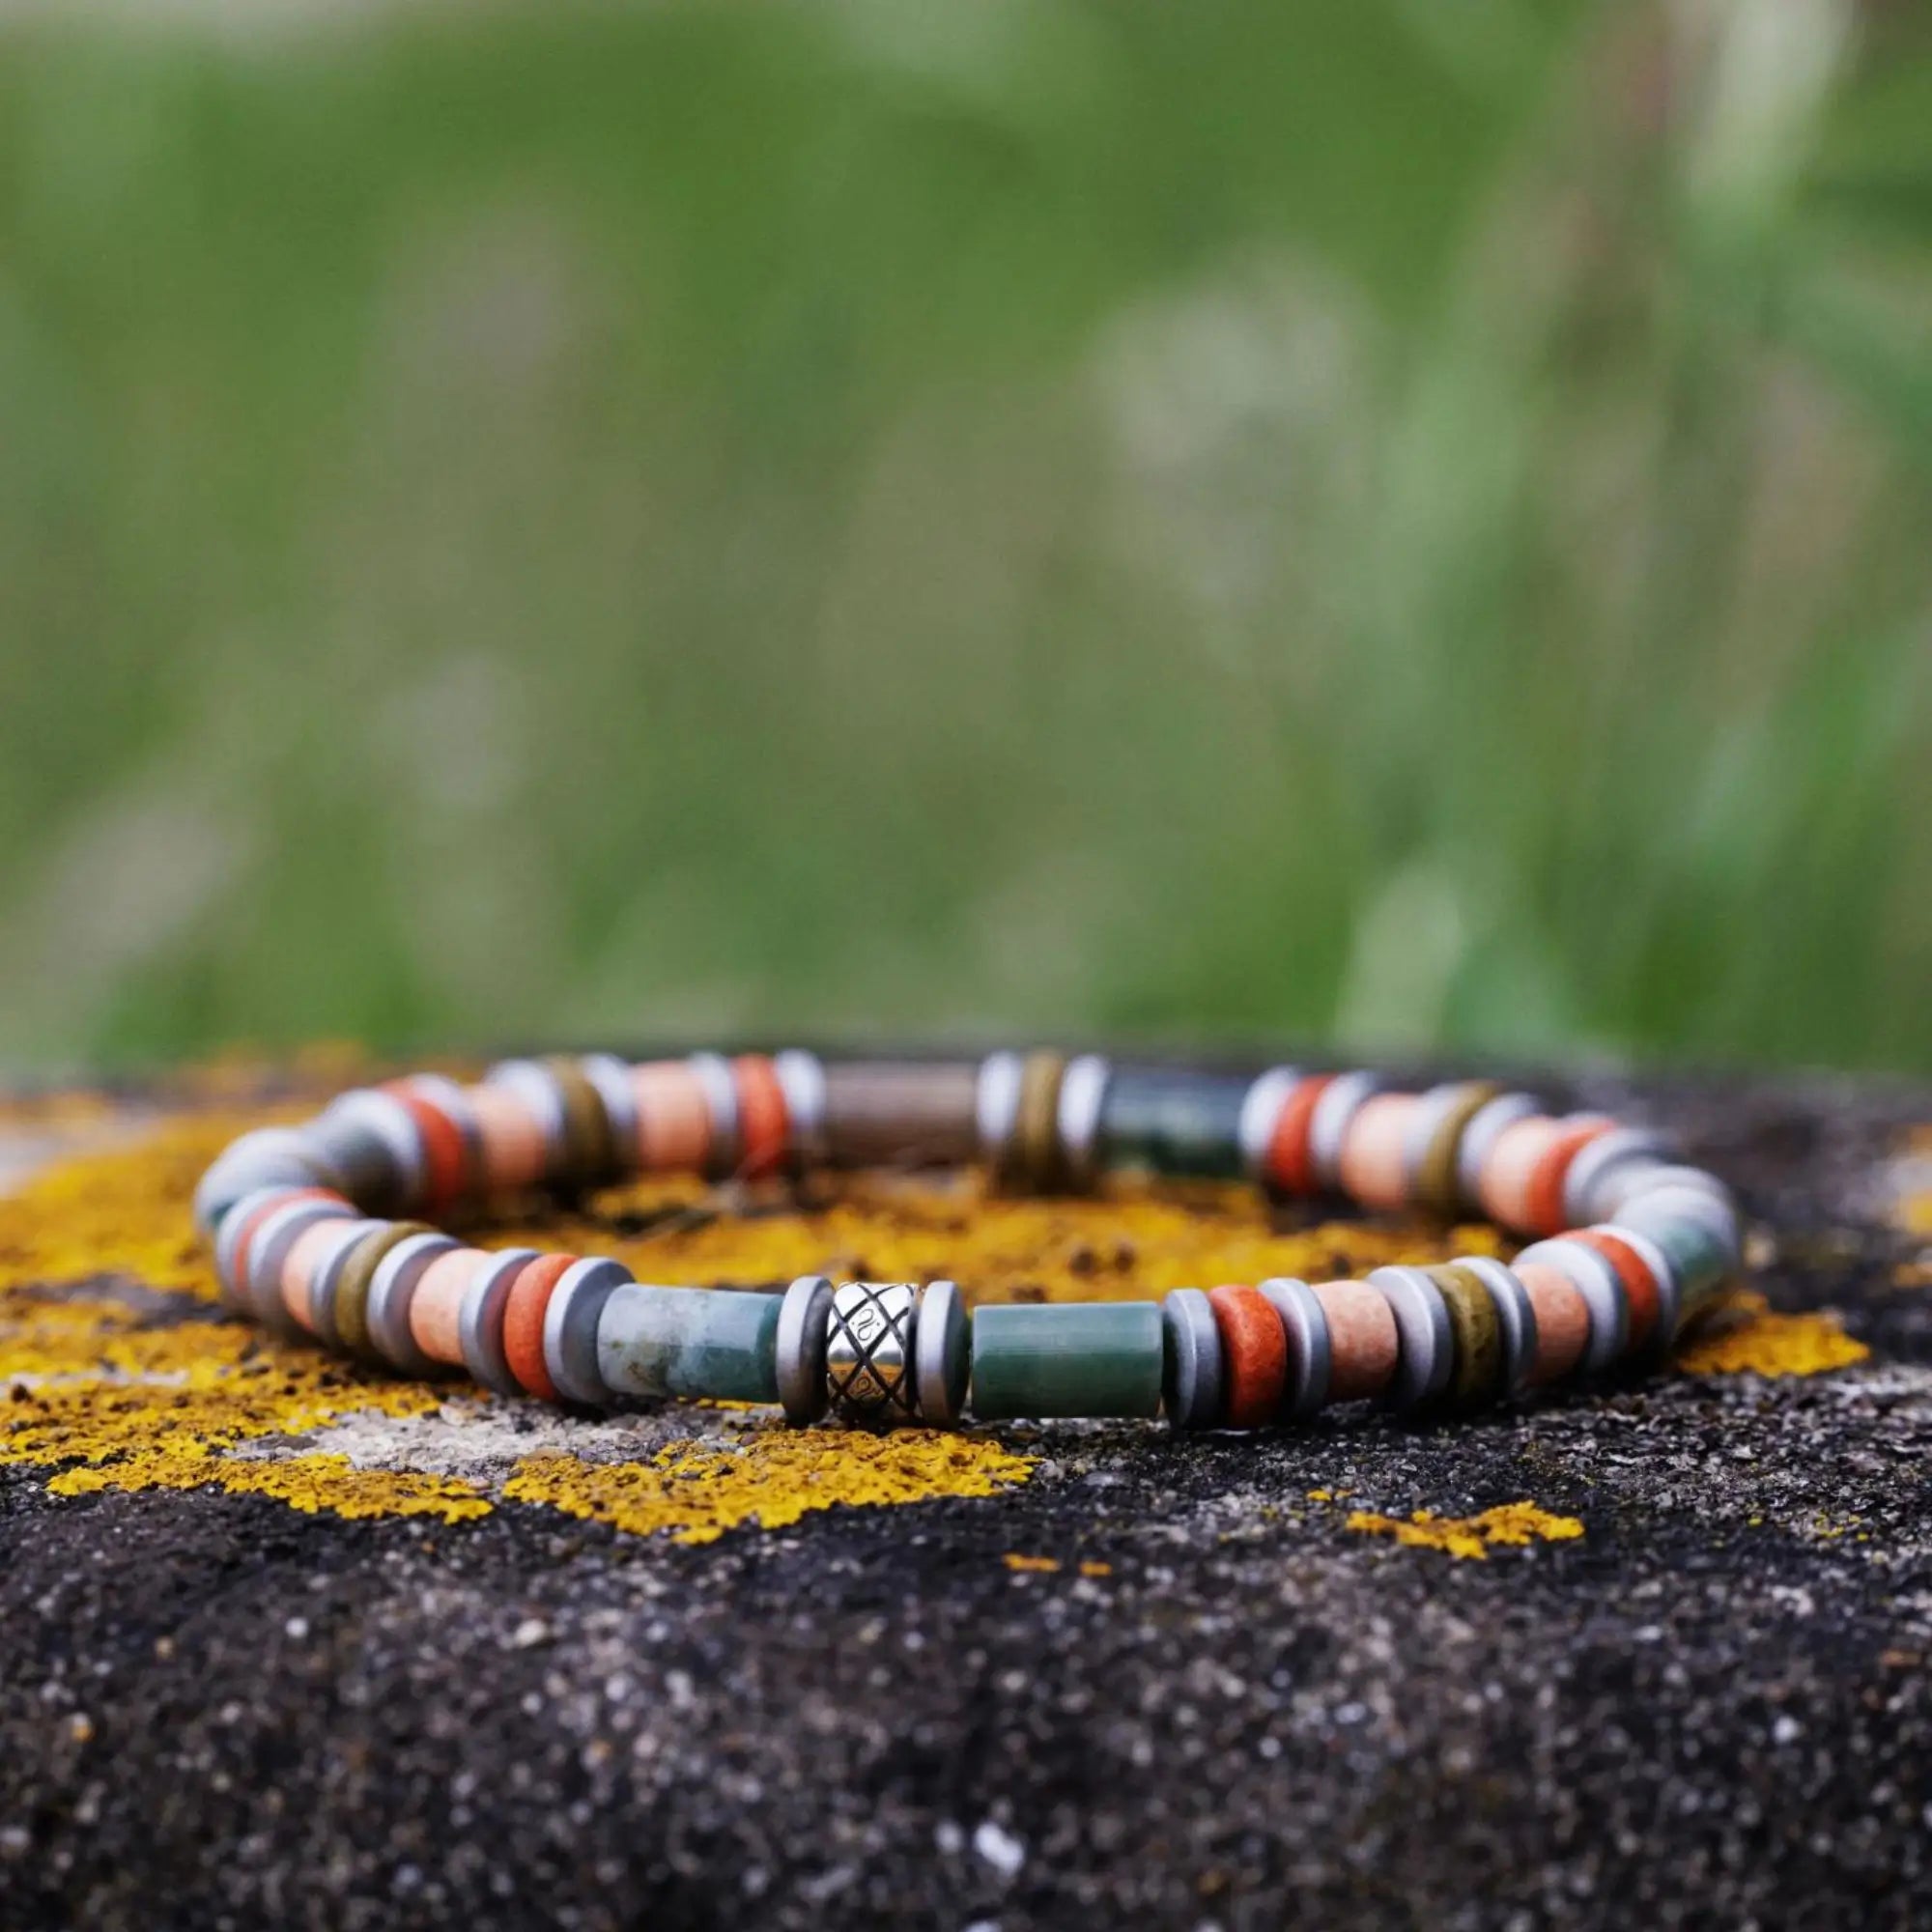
top-left (1, 1063), bottom-right (1929, 1930)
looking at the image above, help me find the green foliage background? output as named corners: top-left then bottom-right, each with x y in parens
top-left (1, 0), bottom-right (1928, 1074)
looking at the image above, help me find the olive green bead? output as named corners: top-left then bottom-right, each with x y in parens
top-left (1428, 1264), bottom-right (1505, 1408)
top-left (969, 1303), bottom-right (1164, 1421)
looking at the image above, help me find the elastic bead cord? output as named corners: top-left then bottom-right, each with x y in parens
top-left (193, 1054), bottom-right (1748, 1432)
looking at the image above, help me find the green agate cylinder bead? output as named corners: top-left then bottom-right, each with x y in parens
top-left (1097, 1069), bottom-right (1250, 1179)
top-left (1618, 1203), bottom-right (1736, 1329)
top-left (597, 1284), bottom-right (782, 1403)
top-left (969, 1302), bottom-right (1164, 1420)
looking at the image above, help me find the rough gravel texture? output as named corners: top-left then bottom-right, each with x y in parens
top-left (3, 1062), bottom-right (1931, 1931)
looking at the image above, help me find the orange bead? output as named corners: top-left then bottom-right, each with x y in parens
top-left (731, 1055), bottom-right (790, 1179)
top-left (1337, 1093), bottom-right (1420, 1211)
top-left (384, 1085), bottom-right (469, 1212)
top-left (1208, 1285), bottom-right (1288, 1428)
top-left (1264, 1073), bottom-right (1334, 1196)
top-left (630, 1061), bottom-right (713, 1173)
top-left (1572, 1226), bottom-right (1661, 1350)
top-left (410, 1247), bottom-right (488, 1366)
top-left (1311, 1279), bottom-right (1400, 1402)
top-left (1523, 1117), bottom-right (1615, 1236)
top-left (502, 1251), bottom-right (576, 1399)
top-left (1517, 1261), bottom-right (1590, 1383)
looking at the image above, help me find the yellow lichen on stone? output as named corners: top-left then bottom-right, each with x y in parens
top-left (490, 1170), bottom-right (1495, 1312)
top-left (1344, 1501), bottom-right (1585, 1561)
top-left (51, 1450), bottom-right (492, 1522)
top-left (0, 1110), bottom-right (270, 1302)
top-left (0, 1274), bottom-right (465, 1526)
top-left (503, 1432), bottom-right (1036, 1545)
top-left (1672, 1291), bottom-right (1868, 1377)
top-left (0, 1112), bottom-right (1059, 1540)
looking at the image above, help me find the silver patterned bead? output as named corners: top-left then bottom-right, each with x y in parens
top-left (825, 1282), bottom-right (920, 1424)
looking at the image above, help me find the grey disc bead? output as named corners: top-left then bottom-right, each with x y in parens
top-left (1237, 1067), bottom-right (1302, 1185)
top-left (1455, 1093), bottom-right (1538, 1208)
top-left (975, 1052), bottom-right (1025, 1167)
top-left (915, 1279), bottom-right (970, 1425)
top-left (543, 1257), bottom-right (635, 1406)
top-left (580, 1056), bottom-right (639, 1169)
top-left (401, 1073), bottom-right (483, 1194)
top-left (365, 1232), bottom-right (459, 1374)
top-left (193, 1128), bottom-right (344, 1238)
top-left (1563, 1128), bottom-right (1669, 1227)
top-left (458, 1247), bottom-right (543, 1396)
top-left (311, 1091), bottom-right (426, 1214)
top-left (1516, 1238), bottom-right (1628, 1374)
top-left (1055, 1057), bottom-right (1111, 1188)
top-left (1401, 1083), bottom-right (1488, 1196)
top-left (1605, 1168), bottom-right (1742, 1262)
top-left (1258, 1276), bottom-right (1329, 1420)
top-left (1307, 1072), bottom-right (1386, 1191)
top-left (1452, 1255), bottom-right (1540, 1396)
top-left (1367, 1266), bottom-right (1455, 1412)
top-left (483, 1061), bottom-right (571, 1179)
top-left (245, 1197), bottom-right (357, 1335)
top-left (773, 1051), bottom-right (828, 1166)
top-left (685, 1053), bottom-right (742, 1177)
top-left (1596, 1223), bottom-right (1681, 1361)
top-left (1161, 1288), bottom-right (1224, 1430)
top-left (304, 1112), bottom-right (405, 1216)
top-left (213, 1184), bottom-right (308, 1307)
top-left (776, 1274), bottom-right (836, 1424)
top-left (306, 1217), bottom-right (385, 1347)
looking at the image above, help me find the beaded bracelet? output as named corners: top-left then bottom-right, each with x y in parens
top-left (191, 1053), bottom-right (1744, 1430)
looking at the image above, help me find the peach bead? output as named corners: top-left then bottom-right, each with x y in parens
top-left (630, 1062), bottom-right (713, 1173)
top-left (1337, 1093), bottom-right (1420, 1211)
top-left (1477, 1116), bottom-right (1567, 1232)
top-left (280, 1218), bottom-right (346, 1333)
top-left (410, 1247), bottom-right (490, 1366)
top-left (1518, 1261), bottom-right (1590, 1384)
top-left (1311, 1279), bottom-right (1400, 1402)
top-left (470, 1083), bottom-right (551, 1193)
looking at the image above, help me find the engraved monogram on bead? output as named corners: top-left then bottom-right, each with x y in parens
top-left (825, 1281), bottom-right (919, 1422)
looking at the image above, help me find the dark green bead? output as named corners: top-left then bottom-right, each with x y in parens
top-left (970, 1303), bottom-right (1164, 1420)
top-left (1097, 1070), bottom-right (1248, 1180)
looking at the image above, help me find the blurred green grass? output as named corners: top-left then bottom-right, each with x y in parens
top-left (0, 0), bottom-right (1928, 1076)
